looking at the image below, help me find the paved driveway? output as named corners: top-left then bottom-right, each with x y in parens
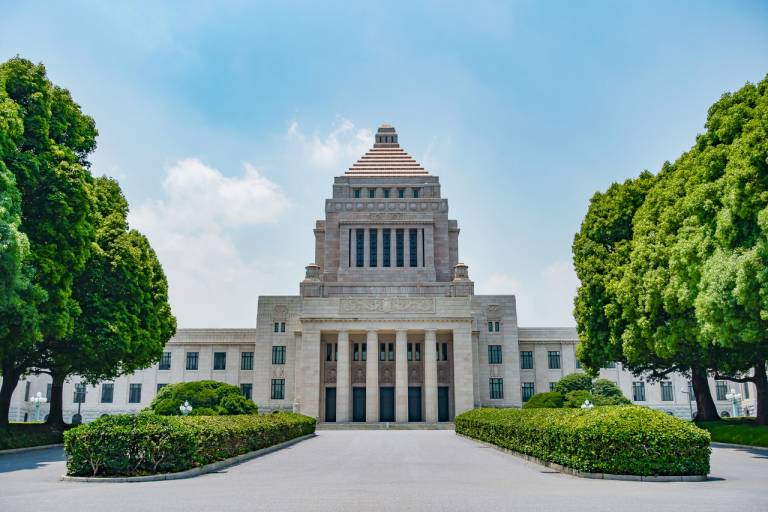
top-left (1, 430), bottom-right (766, 512)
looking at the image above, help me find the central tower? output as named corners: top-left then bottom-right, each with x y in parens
top-left (301, 124), bottom-right (473, 297)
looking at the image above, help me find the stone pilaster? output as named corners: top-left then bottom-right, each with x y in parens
top-left (299, 328), bottom-right (321, 418)
top-left (395, 329), bottom-right (408, 422)
top-left (336, 330), bottom-right (350, 422)
top-left (424, 329), bottom-right (438, 422)
top-left (452, 323), bottom-right (474, 416)
top-left (365, 330), bottom-right (379, 422)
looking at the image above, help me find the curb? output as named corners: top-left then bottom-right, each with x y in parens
top-left (61, 433), bottom-right (316, 483)
top-left (711, 441), bottom-right (768, 453)
top-left (456, 433), bottom-right (707, 482)
top-left (317, 422), bottom-right (455, 431)
top-left (0, 443), bottom-right (63, 455)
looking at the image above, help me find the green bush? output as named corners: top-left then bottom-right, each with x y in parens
top-left (148, 380), bottom-right (258, 416)
top-left (563, 390), bottom-right (593, 408)
top-left (592, 379), bottom-right (627, 400)
top-left (522, 392), bottom-right (564, 409)
top-left (455, 407), bottom-right (710, 476)
top-left (64, 412), bottom-right (316, 477)
top-left (554, 373), bottom-right (593, 395)
top-left (0, 423), bottom-right (69, 450)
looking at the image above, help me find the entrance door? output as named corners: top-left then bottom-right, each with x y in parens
top-left (325, 387), bottom-right (336, 422)
top-left (408, 386), bottom-right (423, 422)
top-left (438, 386), bottom-right (449, 422)
top-left (379, 387), bottom-right (395, 422)
top-left (352, 387), bottom-right (366, 422)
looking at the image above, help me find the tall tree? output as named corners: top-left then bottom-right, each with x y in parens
top-left (0, 57), bottom-right (96, 425)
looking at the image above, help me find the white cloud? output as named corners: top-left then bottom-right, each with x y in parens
top-left (481, 260), bottom-right (579, 326)
top-left (288, 118), bottom-right (373, 170)
top-left (129, 159), bottom-right (291, 327)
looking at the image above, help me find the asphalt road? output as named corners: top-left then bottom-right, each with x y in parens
top-left (1, 430), bottom-right (766, 512)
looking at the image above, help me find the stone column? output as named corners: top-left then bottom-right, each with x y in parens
top-left (417, 227), bottom-right (424, 267)
top-left (365, 330), bottom-right (379, 422)
top-left (377, 227), bottom-right (383, 269)
top-left (363, 227), bottom-right (370, 268)
top-left (404, 227), bottom-right (411, 267)
top-left (390, 229), bottom-right (397, 267)
top-left (424, 329), bottom-right (438, 423)
top-left (452, 323), bottom-right (474, 416)
top-left (336, 330), bottom-right (350, 422)
top-left (395, 329), bottom-right (408, 422)
top-left (299, 328), bottom-right (321, 418)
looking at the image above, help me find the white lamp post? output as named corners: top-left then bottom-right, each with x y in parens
top-left (725, 388), bottom-right (741, 418)
top-left (179, 400), bottom-right (193, 416)
top-left (30, 391), bottom-right (47, 422)
top-left (581, 399), bottom-right (594, 410)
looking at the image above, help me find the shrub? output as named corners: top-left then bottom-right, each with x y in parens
top-left (148, 380), bottom-right (258, 416)
top-left (563, 390), bottom-right (593, 408)
top-left (553, 373), bottom-right (593, 395)
top-left (522, 392), bottom-right (564, 409)
top-left (455, 407), bottom-right (710, 476)
top-left (0, 423), bottom-right (69, 450)
top-left (592, 379), bottom-right (630, 404)
top-left (64, 412), bottom-right (316, 477)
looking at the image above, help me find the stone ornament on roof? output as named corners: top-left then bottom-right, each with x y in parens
top-left (346, 124), bottom-right (429, 176)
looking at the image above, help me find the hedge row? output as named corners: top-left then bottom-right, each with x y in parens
top-left (0, 423), bottom-right (68, 450)
top-left (64, 412), bottom-right (316, 477)
top-left (455, 407), bottom-right (710, 476)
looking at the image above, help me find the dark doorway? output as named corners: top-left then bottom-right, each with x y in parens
top-left (408, 386), bottom-right (423, 422)
top-left (352, 387), bottom-right (366, 422)
top-left (379, 387), bottom-right (395, 422)
top-left (325, 387), bottom-right (336, 422)
top-left (438, 386), bottom-right (450, 422)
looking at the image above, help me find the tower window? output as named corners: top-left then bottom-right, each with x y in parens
top-left (356, 229), bottom-right (364, 267)
top-left (398, 188), bottom-right (405, 198)
top-left (396, 229), bottom-right (404, 267)
top-left (413, 188), bottom-right (420, 198)
top-left (382, 229), bottom-right (391, 267)
top-left (368, 188), bottom-right (375, 198)
top-left (409, 229), bottom-right (418, 267)
top-left (353, 188), bottom-right (361, 198)
top-left (383, 189), bottom-right (390, 198)
top-left (369, 229), bottom-right (377, 267)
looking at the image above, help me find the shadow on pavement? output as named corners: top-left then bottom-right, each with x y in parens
top-left (0, 447), bottom-right (65, 474)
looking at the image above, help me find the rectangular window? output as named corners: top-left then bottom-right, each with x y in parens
top-left (383, 189), bottom-right (390, 198)
top-left (396, 229), bottom-right (404, 267)
top-left (575, 359), bottom-right (582, 369)
top-left (353, 188), bottom-right (361, 198)
top-left (409, 229), bottom-right (418, 267)
top-left (368, 188), bottom-right (375, 198)
top-left (156, 383), bottom-right (166, 393)
top-left (380, 342), bottom-right (386, 362)
top-left (494, 321), bottom-right (500, 332)
top-left (441, 343), bottom-right (448, 361)
top-left (488, 345), bottom-right (502, 364)
top-left (632, 381), bottom-right (646, 402)
top-left (73, 383), bottom-right (86, 404)
top-left (24, 381), bottom-right (30, 401)
top-left (521, 382), bottom-right (535, 402)
top-left (549, 382), bottom-right (557, 392)
top-left (369, 229), bottom-right (377, 267)
top-left (415, 343), bottom-right (421, 361)
top-left (489, 378), bottom-right (504, 399)
top-left (661, 381), bottom-right (673, 401)
top-left (325, 344), bottom-right (334, 362)
top-left (407, 343), bottom-right (413, 361)
top-left (128, 383), bottom-right (142, 404)
top-left (548, 351), bottom-right (561, 369)
top-left (271, 346), bottom-right (286, 365)
top-left (271, 379), bottom-right (285, 400)
top-left (388, 343), bottom-right (395, 361)
top-left (716, 380), bottom-right (728, 401)
top-left (240, 383), bottom-right (253, 400)
top-left (280, 322), bottom-right (286, 332)
top-left (743, 382), bottom-right (750, 399)
top-left (487, 321), bottom-right (493, 333)
top-left (213, 352), bottom-right (227, 370)
top-left (520, 351), bottom-right (533, 369)
top-left (412, 188), bottom-right (420, 198)
top-left (159, 351), bottom-right (171, 370)
top-left (274, 322), bottom-right (279, 333)
top-left (356, 229), bottom-right (364, 267)
top-left (353, 343), bottom-right (359, 361)
top-left (101, 383), bottom-right (114, 403)
top-left (186, 351), bottom-right (199, 370)
top-left (362, 342), bottom-right (367, 361)
top-left (398, 188), bottom-right (405, 198)
top-left (241, 351), bottom-right (254, 370)
top-left (382, 229), bottom-right (391, 267)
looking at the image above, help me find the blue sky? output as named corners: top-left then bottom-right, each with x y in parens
top-left (2, 1), bottom-right (767, 327)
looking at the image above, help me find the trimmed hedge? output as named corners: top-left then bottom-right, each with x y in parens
top-left (149, 380), bottom-right (258, 416)
top-left (0, 423), bottom-right (69, 450)
top-left (64, 412), bottom-right (316, 477)
top-left (456, 407), bottom-right (710, 476)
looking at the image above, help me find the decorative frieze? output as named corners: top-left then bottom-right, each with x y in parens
top-left (339, 297), bottom-right (436, 315)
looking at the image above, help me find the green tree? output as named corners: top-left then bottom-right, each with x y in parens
top-left (148, 380), bottom-right (257, 416)
top-left (553, 373), bottom-right (593, 395)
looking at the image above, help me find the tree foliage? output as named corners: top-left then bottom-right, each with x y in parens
top-left (148, 380), bottom-right (257, 416)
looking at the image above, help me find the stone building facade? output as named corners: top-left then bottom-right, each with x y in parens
top-left (4, 124), bottom-right (757, 423)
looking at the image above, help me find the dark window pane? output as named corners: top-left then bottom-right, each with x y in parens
top-left (490, 378), bottom-right (504, 399)
top-left (548, 351), bottom-right (561, 369)
top-left (383, 229), bottom-right (391, 267)
top-left (271, 379), bottom-right (285, 400)
top-left (356, 229), bottom-right (364, 267)
top-left (213, 352), bottom-right (226, 370)
top-left (101, 383), bottom-right (113, 404)
top-left (409, 229), bottom-right (418, 267)
top-left (396, 229), bottom-right (404, 267)
top-left (488, 345), bottom-right (502, 364)
top-left (520, 351), bottom-right (533, 369)
top-left (369, 229), bottom-right (377, 267)
top-left (129, 384), bottom-right (142, 404)
top-left (272, 346), bottom-right (286, 365)
top-left (240, 383), bottom-right (253, 400)
top-left (186, 352), bottom-right (199, 370)
top-left (241, 351), bottom-right (254, 370)
top-left (159, 352), bottom-right (171, 370)
top-left (521, 382), bottom-right (534, 402)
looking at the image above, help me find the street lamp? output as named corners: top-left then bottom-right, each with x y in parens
top-left (681, 386), bottom-right (695, 420)
top-left (179, 400), bottom-right (193, 416)
top-left (581, 399), bottom-right (594, 410)
top-left (30, 391), bottom-right (47, 422)
top-left (725, 388), bottom-right (742, 418)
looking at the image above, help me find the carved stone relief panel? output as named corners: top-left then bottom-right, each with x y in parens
top-left (273, 305), bottom-right (288, 321)
top-left (324, 366), bottom-right (337, 384)
top-left (272, 366), bottom-right (286, 378)
top-left (379, 365), bottom-right (394, 385)
top-left (339, 297), bottom-right (436, 314)
top-left (352, 365), bottom-right (366, 384)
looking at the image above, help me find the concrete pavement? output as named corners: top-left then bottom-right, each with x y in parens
top-left (0, 430), bottom-right (766, 512)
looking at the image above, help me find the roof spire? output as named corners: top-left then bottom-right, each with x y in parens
top-left (374, 124), bottom-right (399, 148)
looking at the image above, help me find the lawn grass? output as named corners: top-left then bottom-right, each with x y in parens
top-left (0, 423), bottom-right (67, 450)
top-left (696, 418), bottom-right (768, 448)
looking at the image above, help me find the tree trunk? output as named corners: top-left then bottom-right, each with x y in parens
top-left (692, 366), bottom-right (720, 421)
top-left (753, 362), bottom-right (768, 426)
top-left (45, 371), bottom-right (66, 427)
top-left (0, 361), bottom-right (21, 426)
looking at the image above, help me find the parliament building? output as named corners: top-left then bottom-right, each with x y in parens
top-left (6, 125), bottom-right (756, 423)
